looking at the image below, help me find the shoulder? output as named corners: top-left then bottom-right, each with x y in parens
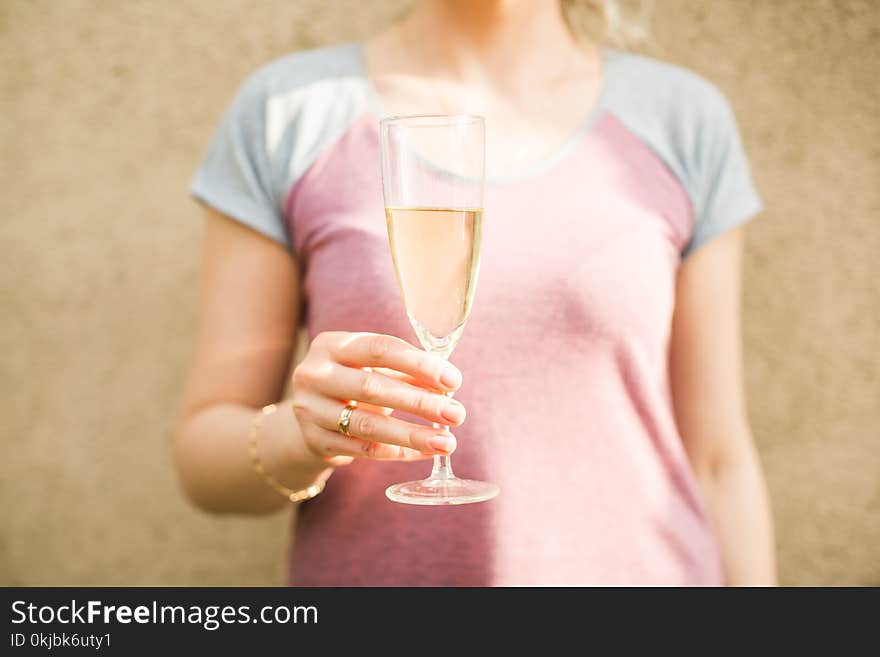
top-left (602, 51), bottom-right (761, 256)
top-left (190, 44), bottom-right (374, 250)
top-left (226, 42), bottom-right (374, 141)
top-left (603, 49), bottom-right (735, 127)
top-left (601, 50), bottom-right (745, 197)
top-left (227, 43), bottom-right (374, 177)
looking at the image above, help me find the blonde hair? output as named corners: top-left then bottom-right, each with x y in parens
top-left (560, 0), bottom-right (653, 48)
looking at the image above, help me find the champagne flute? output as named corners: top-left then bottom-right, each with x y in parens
top-left (379, 114), bottom-right (499, 505)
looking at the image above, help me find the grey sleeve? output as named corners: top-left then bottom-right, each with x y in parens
top-left (188, 71), bottom-right (290, 249)
top-left (683, 90), bottom-right (762, 257)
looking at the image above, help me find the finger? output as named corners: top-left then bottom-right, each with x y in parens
top-left (307, 426), bottom-right (435, 461)
top-left (357, 367), bottom-right (395, 415)
top-left (310, 395), bottom-right (457, 454)
top-left (372, 367), bottom-right (431, 392)
top-left (359, 367), bottom-right (398, 415)
top-left (316, 364), bottom-right (466, 426)
top-left (331, 333), bottom-right (462, 391)
top-left (356, 400), bottom-right (395, 417)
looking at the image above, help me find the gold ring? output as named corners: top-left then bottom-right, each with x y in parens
top-left (337, 402), bottom-right (356, 436)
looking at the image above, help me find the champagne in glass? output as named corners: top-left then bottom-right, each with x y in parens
top-left (380, 115), bottom-right (499, 505)
top-left (386, 207), bottom-right (482, 358)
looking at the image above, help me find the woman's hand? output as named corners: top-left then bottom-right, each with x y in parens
top-left (292, 332), bottom-right (466, 466)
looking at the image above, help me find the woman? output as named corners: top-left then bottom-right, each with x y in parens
top-left (175, 0), bottom-right (776, 585)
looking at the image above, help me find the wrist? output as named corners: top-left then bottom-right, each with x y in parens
top-left (260, 401), bottom-right (332, 487)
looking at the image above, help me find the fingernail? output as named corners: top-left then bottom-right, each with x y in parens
top-left (428, 434), bottom-right (456, 454)
top-left (441, 399), bottom-right (466, 424)
top-left (440, 364), bottom-right (462, 389)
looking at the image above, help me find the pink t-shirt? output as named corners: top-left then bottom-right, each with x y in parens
top-left (191, 43), bottom-right (761, 585)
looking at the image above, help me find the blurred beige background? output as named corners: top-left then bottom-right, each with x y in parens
top-left (1, 0), bottom-right (877, 586)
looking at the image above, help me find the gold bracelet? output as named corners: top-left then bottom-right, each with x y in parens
top-left (249, 403), bottom-right (328, 503)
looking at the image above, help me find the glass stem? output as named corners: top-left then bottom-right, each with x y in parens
top-left (427, 345), bottom-right (456, 481)
top-left (430, 424), bottom-right (455, 481)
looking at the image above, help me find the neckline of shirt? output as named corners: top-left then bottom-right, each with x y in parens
top-left (351, 41), bottom-right (617, 187)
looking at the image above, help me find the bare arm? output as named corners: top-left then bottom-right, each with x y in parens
top-left (670, 227), bottom-right (777, 585)
top-left (174, 208), bottom-right (466, 515)
top-left (173, 208), bottom-right (327, 514)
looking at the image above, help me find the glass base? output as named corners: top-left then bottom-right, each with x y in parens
top-left (386, 477), bottom-right (500, 506)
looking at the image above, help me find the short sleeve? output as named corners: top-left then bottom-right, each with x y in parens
top-left (189, 71), bottom-right (291, 250)
top-left (682, 91), bottom-right (762, 258)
